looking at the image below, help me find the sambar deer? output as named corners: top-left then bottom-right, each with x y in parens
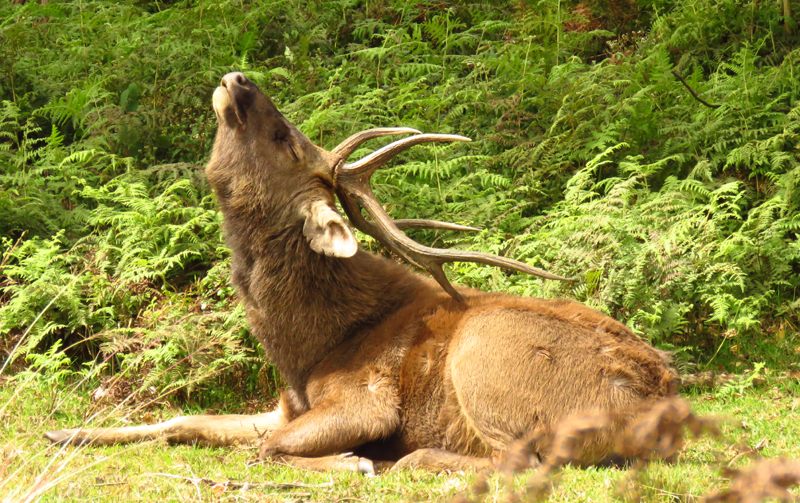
top-left (46, 72), bottom-right (678, 474)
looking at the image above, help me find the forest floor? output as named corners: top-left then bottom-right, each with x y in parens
top-left (1, 374), bottom-right (798, 502)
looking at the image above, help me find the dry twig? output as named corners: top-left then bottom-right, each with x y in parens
top-left (672, 70), bottom-right (721, 109)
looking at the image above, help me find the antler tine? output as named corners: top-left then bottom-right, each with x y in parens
top-left (394, 220), bottom-right (480, 232)
top-left (334, 133), bottom-right (572, 302)
top-left (331, 127), bottom-right (421, 159)
top-left (339, 180), bottom-right (570, 302)
top-left (341, 133), bottom-right (472, 178)
top-left (336, 199), bottom-right (477, 260)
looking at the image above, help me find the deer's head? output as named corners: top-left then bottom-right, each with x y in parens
top-left (207, 72), bottom-right (569, 301)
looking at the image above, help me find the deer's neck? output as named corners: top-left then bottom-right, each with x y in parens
top-left (226, 219), bottom-right (423, 395)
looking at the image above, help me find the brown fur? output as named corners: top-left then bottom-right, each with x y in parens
top-left (45, 73), bottom-right (679, 472)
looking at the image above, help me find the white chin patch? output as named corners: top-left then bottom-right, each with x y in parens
top-left (212, 86), bottom-right (232, 117)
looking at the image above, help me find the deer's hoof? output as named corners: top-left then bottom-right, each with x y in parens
top-left (44, 429), bottom-right (76, 445)
top-left (357, 458), bottom-right (376, 477)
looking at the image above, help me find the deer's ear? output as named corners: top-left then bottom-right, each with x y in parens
top-left (302, 200), bottom-right (358, 258)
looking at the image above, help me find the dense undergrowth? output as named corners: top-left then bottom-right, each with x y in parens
top-left (1, 0), bottom-right (799, 406)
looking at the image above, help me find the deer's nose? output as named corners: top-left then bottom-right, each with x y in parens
top-left (221, 72), bottom-right (249, 88)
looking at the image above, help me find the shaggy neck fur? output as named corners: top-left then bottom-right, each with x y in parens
top-left (217, 194), bottom-right (425, 398)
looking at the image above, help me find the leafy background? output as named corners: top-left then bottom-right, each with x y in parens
top-left (1, 0), bottom-right (798, 408)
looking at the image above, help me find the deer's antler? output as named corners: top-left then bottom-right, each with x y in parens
top-left (332, 129), bottom-right (571, 302)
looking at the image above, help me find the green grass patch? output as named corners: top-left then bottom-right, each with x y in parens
top-left (1, 377), bottom-right (798, 502)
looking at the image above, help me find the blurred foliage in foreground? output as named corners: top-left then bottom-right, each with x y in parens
top-left (0, 0), bottom-right (798, 404)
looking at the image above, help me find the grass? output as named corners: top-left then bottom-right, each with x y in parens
top-left (0, 373), bottom-right (798, 502)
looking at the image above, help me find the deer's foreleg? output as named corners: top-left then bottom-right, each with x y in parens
top-left (271, 453), bottom-right (391, 475)
top-left (258, 380), bottom-right (399, 461)
top-left (45, 405), bottom-right (289, 447)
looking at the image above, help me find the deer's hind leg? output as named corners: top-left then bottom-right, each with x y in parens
top-left (45, 401), bottom-right (291, 447)
top-left (391, 448), bottom-right (494, 472)
top-left (447, 309), bottom-right (637, 464)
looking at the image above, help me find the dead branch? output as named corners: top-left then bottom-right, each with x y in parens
top-left (672, 70), bottom-right (721, 109)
